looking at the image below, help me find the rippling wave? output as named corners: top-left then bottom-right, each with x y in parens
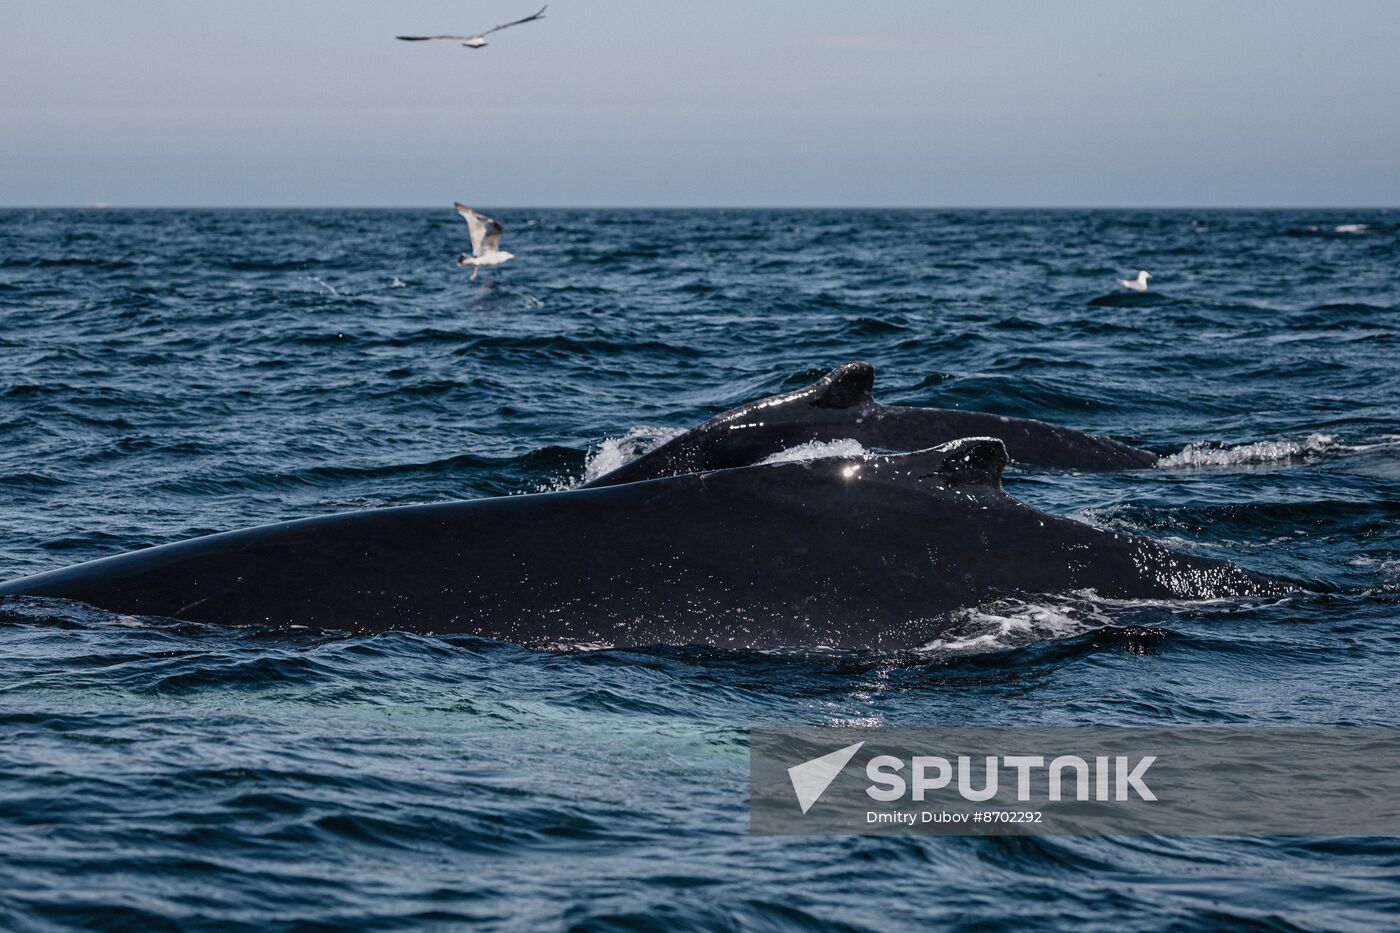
top-left (1, 208), bottom-right (1398, 928)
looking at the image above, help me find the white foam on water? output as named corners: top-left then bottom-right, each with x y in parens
top-left (913, 595), bottom-right (1114, 654)
top-left (1376, 559), bottom-right (1399, 589)
top-left (1334, 223), bottom-right (1371, 234)
top-left (539, 639), bottom-right (617, 653)
top-left (758, 438), bottom-right (868, 465)
top-left (1064, 505), bottom-right (1121, 531)
top-left (1349, 556), bottom-right (1400, 590)
top-left (910, 590), bottom-right (1277, 656)
top-left (1159, 433), bottom-right (1339, 469)
top-left (579, 426), bottom-right (688, 485)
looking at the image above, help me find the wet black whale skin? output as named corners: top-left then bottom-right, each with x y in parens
top-left (586, 362), bottom-right (1157, 488)
top-left (0, 440), bottom-right (1278, 650)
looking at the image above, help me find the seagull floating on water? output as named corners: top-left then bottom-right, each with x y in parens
top-left (397, 5), bottom-right (546, 49)
top-left (1117, 270), bottom-right (1152, 292)
top-left (454, 204), bottom-right (514, 281)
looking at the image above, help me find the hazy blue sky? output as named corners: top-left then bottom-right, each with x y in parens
top-left (3, 1), bottom-right (1397, 207)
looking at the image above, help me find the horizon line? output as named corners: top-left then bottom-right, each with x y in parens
top-left (2, 204), bottom-right (1396, 212)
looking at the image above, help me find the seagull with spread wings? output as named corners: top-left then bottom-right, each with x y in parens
top-left (397, 5), bottom-right (546, 49)
top-left (453, 204), bottom-right (514, 280)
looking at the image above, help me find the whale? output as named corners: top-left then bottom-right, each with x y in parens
top-left (585, 362), bottom-right (1156, 487)
top-left (0, 438), bottom-right (1282, 650)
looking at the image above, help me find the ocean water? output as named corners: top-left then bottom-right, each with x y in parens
top-left (1, 208), bottom-right (1398, 930)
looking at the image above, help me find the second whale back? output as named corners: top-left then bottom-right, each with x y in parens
top-left (586, 362), bottom-right (1157, 487)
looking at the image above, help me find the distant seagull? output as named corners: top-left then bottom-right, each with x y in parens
top-left (454, 203), bottom-right (514, 280)
top-left (1117, 270), bottom-right (1152, 292)
top-left (397, 5), bottom-right (546, 49)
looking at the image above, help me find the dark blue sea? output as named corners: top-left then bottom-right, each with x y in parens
top-left (1, 208), bottom-right (1398, 930)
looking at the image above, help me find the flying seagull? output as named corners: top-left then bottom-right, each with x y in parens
top-left (1117, 270), bottom-right (1152, 292)
top-left (397, 5), bottom-right (546, 49)
top-left (454, 203), bottom-right (514, 280)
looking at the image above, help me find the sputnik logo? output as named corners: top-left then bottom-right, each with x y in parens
top-left (787, 741), bottom-right (865, 814)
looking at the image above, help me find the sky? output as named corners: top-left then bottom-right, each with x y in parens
top-left (2, 1), bottom-right (1397, 207)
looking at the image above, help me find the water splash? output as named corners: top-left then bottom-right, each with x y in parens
top-left (1159, 433), bottom-right (1340, 469)
top-left (914, 595), bottom-right (1114, 653)
top-left (758, 438), bottom-right (868, 465)
top-left (580, 426), bottom-right (688, 484)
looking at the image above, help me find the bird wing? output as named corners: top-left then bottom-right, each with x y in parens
top-left (396, 35), bottom-right (471, 41)
top-left (479, 213), bottom-right (505, 254)
top-left (455, 203), bottom-right (487, 256)
top-left (481, 5), bottom-right (547, 37)
top-left (455, 203), bottom-right (504, 256)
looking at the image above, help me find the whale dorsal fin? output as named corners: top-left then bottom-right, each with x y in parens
top-left (873, 437), bottom-right (1007, 488)
top-left (703, 361), bottom-right (876, 430)
top-left (934, 437), bottom-right (1008, 486)
top-left (809, 361), bottom-right (876, 410)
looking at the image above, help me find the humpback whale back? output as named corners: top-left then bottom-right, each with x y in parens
top-left (817, 437), bottom-right (1007, 491)
top-left (582, 364), bottom-right (882, 487)
top-left (585, 362), bottom-right (1156, 488)
top-left (0, 437), bottom-right (1285, 648)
